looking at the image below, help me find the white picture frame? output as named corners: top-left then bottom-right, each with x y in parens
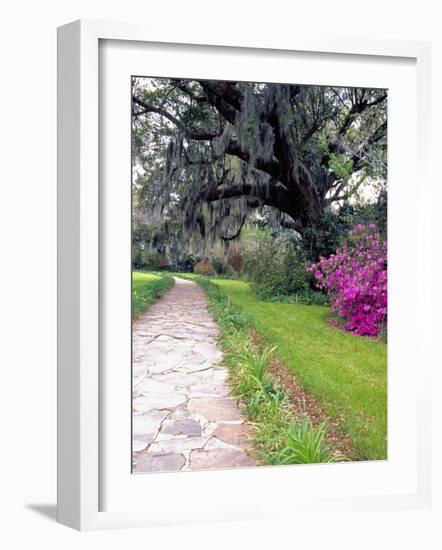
top-left (57, 19), bottom-right (433, 531)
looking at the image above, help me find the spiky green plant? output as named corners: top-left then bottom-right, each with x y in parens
top-left (267, 418), bottom-right (333, 464)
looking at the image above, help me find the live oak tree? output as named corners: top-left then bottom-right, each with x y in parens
top-left (132, 77), bottom-right (387, 250)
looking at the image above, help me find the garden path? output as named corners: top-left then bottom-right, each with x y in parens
top-left (132, 277), bottom-right (256, 473)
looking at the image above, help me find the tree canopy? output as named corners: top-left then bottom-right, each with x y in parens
top-left (132, 77), bottom-right (387, 253)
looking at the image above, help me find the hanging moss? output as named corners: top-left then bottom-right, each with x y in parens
top-left (132, 77), bottom-right (387, 256)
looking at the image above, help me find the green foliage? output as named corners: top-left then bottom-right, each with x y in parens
top-left (193, 259), bottom-right (215, 276)
top-left (132, 246), bottom-right (160, 270)
top-left (328, 153), bottom-right (354, 181)
top-left (302, 192), bottom-right (388, 260)
top-left (132, 222), bottom-right (196, 272)
top-left (226, 243), bottom-right (245, 274)
top-left (132, 271), bottom-right (174, 318)
top-left (132, 79), bottom-right (387, 251)
top-left (209, 255), bottom-right (231, 276)
top-left (353, 189), bottom-right (387, 239)
top-left (212, 278), bottom-right (387, 461)
top-left (243, 230), bottom-right (310, 299)
top-left (266, 418), bottom-right (333, 465)
top-left (219, 307), bottom-right (251, 332)
top-left (173, 253), bottom-right (196, 272)
top-left (132, 224), bottom-right (161, 270)
top-left (231, 344), bottom-right (275, 399)
top-left (264, 288), bottom-right (330, 306)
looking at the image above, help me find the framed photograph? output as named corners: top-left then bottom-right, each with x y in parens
top-left (57, 19), bottom-right (433, 530)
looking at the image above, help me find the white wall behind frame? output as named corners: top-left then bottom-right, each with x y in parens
top-left (1, 0), bottom-right (440, 547)
top-left (100, 39), bottom-right (418, 515)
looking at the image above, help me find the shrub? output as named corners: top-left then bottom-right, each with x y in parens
top-left (243, 231), bottom-right (309, 299)
top-left (302, 194), bottom-right (387, 260)
top-left (265, 288), bottom-right (330, 306)
top-left (226, 242), bottom-right (245, 274)
top-left (173, 253), bottom-right (196, 272)
top-left (308, 224), bottom-right (387, 337)
top-left (193, 258), bottom-right (215, 276)
top-left (209, 255), bottom-right (231, 275)
top-left (132, 247), bottom-right (160, 270)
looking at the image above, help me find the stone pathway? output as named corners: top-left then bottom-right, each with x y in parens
top-left (132, 277), bottom-right (256, 473)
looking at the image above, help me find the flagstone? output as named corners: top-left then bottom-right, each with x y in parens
top-left (133, 452), bottom-right (186, 473)
top-left (212, 369), bottom-right (229, 383)
top-left (153, 436), bottom-right (209, 453)
top-left (151, 373), bottom-right (203, 387)
top-left (133, 393), bottom-right (187, 411)
top-left (136, 378), bottom-right (177, 394)
top-left (188, 382), bottom-right (229, 397)
top-left (132, 439), bottom-right (149, 452)
top-left (190, 448), bottom-right (256, 470)
top-left (212, 422), bottom-right (254, 448)
top-left (131, 277), bottom-right (257, 473)
top-left (187, 398), bottom-right (243, 421)
top-left (132, 410), bottom-right (169, 436)
top-left (161, 418), bottom-right (202, 437)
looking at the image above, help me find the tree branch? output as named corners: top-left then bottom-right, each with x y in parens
top-left (224, 138), bottom-right (282, 181)
top-left (133, 96), bottom-right (218, 141)
top-left (338, 93), bottom-right (387, 136)
top-left (351, 120), bottom-right (387, 171)
top-left (204, 182), bottom-right (257, 202)
top-left (220, 214), bottom-right (247, 241)
top-left (280, 217), bottom-right (304, 235)
top-left (170, 80), bottom-right (208, 103)
top-left (197, 81), bottom-right (241, 125)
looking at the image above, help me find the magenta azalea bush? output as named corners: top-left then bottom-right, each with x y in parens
top-left (307, 224), bottom-right (387, 337)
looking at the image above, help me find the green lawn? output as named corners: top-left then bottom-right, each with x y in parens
top-left (211, 278), bottom-right (387, 461)
top-left (132, 271), bottom-right (174, 318)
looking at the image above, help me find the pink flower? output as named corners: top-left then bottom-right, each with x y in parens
top-left (307, 224), bottom-right (387, 337)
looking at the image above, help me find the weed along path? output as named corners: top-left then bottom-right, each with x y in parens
top-left (132, 277), bottom-right (256, 473)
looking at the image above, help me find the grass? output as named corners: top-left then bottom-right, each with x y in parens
top-left (190, 276), bottom-right (335, 465)
top-left (132, 271), bottom-right (174, 318)
top-left (211, 278), bottom-right (387, 461)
